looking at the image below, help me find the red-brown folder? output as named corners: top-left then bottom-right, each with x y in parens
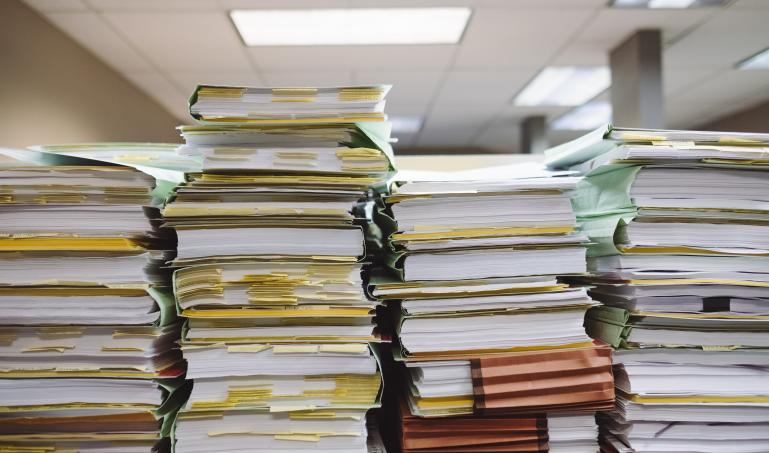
top-left (399, 398), bottom-right (549, 453)
top-left (471, 342), bottom-right (615, 415)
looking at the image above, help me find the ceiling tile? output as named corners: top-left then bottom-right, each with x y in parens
top-left (354, 70), bottom-right (443, 105)
top-left (664, 68), bottom-right (717, 95)
top-left (453, 8), bottom-right (596, 69)
top-left (24, 0), bottom-right (88, 12)
top-left (167, 71), bottom-right (264, 96)
top-left (434, 69), bottom-right (538, 107)
top-left (474, 0), bottom-right (605, 5)
top-left (350, 0), bottom-right (476, 5)
top-left (44, 12), bottom-right (153, 72)
top-left (416, 126), bottom-right (487, 147)
top-left (729, 0), bottom-right (769, 8)
top-left (665, 99), bottom-right (721, 129)
top-left (351, 0), bottom-right (604, 6)
top-left (261, 71), bottom-right (353, 86)
top-left (123, 72), bottom-right (190, 122)
top-left (219, 0), bottom-right (351, 7)
top-left (416, 106), bottom-right (496, 147)
top-left (246, 45), bottom-right (456, 70)
top-left (426, 101), bottom-right (503, 125)
top-left (549, 42), bottom-right (609, 66)
top-left (103, 12), bottom-right (253, 71)
top-left (85, 0), bottom-right (219, 12)
top-left (666, 9), bottom-right (769, 69)
top-left (554, 9), bottom-right (713, 67)
top-left (578, 9), bottom-right (712, 45)
top-left (384, 103), bottom-right (431, 118)
top-left (669, 69), bottom-right (769, 107)
top-left (504, 105), bottom-right (573, 120)
top-left (665, 70), bottom-right (769, 128)
top-left (472, 120), bottom-right (519, 153)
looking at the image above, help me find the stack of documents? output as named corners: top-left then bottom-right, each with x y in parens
top-left (0, 149), bottom-right (185, 452)
top-left (370, 167), bottom-right (614, 451)
top-left (167, 84), bottom-right (394, 453)
top-left (545, 125), bottom-right (769, 453)
top-left (189, 85), bottom-right (387, 124)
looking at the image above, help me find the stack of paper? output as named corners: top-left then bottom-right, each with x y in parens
top-left (370, 167), bottom-right (614, 452)
top-left (189, 85), bottom-right (387, 124)
top-left (166, 84), bottom-right (394, 453)
top-left (545, 125), bottom-right (769, 453)
top-left (0, 149), bottom-right (186, 452)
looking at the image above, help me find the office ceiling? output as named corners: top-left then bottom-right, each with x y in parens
top-left (24, 0), bottom-right (769, 152)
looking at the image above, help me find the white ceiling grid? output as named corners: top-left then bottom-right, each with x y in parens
top-left (23, 0), bottom-right (769, 151)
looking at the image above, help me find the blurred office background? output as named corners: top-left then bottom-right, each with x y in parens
top-left (1, 0), bottom-right (768, 155)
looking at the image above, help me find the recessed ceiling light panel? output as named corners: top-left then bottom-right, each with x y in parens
top-left (737, 47), bottom-right (769, 70)
top-left (230, 8), bottom-right (472, 46)
top-left (390, 116), bottom-right (424, 134)
top-left (514, 67), bottom-right (611, 107)
top-left (610, 0), bottom-right (727, 8)
top-left (551, 101), bottom-right (612, 131)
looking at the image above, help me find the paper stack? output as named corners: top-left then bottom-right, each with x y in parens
top-left (371, 166), bottom-right (615, 452)
top-left (0, 148), bottom-right (186, 453)
top-left (545, 125), bottom-right (769, 453)
top-left (164, 85), bottom-right (394, 453)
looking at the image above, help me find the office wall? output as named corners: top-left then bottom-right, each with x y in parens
top-left (0, 1), bottom-right (180, 148)
top-left (698, 99), bottom-right (769, 133)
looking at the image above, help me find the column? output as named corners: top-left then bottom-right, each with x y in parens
top-left (520, 115), bottom-right (547, 154)
top-left (609, 29), bottom-right (664, 129)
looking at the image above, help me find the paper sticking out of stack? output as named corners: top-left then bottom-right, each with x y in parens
top-left (0, 147), bottom-right (186, 453)
top-left (165, 84), bottom-right (394, 453)
top-left (545, 125), bottom-right (769, 453)
top-left (369, 165), bottom-right (614, 452)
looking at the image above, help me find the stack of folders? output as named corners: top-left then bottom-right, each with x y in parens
top-left (0, 149), bottom-right (186, 453)
top-left (545, 125), bottom-right (769, 453)
top-left (164, 84), bottom-right (394, 453)
top-left (370, 169), bottom-right (615, 452)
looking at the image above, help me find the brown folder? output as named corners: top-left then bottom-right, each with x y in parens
top-left (0, 411), bottom-right (160, 435)
top-left (399, 398), bottom-right (549, 453)
top-left (471, 342), bottom-right (615, 415)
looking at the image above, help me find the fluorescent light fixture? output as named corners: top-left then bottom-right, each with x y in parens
top-left (551, 101), bottom-right (612, 131)
top-left (737, 47), bottom-right (769, 70)
top-left (230, 8), bottom-right (471, 46)
top-left (610, 0), bottom-right (726, 8)
top-left (390, 116), bottom-right (423, 134)
top-left (648, 0), bottom-right (696, 7)
top-left (514, 67), bottom-right (611, 107)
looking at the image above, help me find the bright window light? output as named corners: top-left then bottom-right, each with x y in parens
top-left (551, 101), bottom-right (612, 131)
top-left (390, 116), bottom-right (423, 134)
top-left (737, 47), bottom-right (769, 70)
top-left (513, 67), bottom-right (611, 107)
top-left (230, 8), bottom-right (472, 46)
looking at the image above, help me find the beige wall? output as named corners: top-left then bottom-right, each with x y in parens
top-left (0, 1), bottom-right (181, 148)
top-left (697, 99), bottom-right (769, 133)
